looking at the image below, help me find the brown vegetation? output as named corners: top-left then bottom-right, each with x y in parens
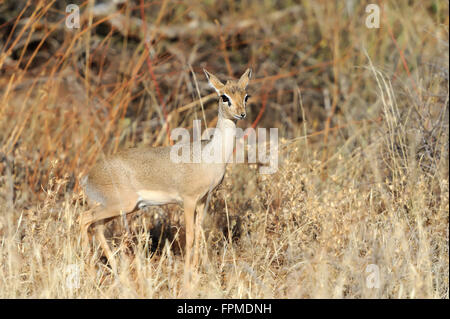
top-left (0, 0), bottom-right (448, 298)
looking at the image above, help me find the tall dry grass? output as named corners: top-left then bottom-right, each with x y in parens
top-left (0, 0), bottom-right (448, 298)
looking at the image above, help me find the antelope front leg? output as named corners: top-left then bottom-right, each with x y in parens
top-left (193, 202), bottom-right (205, 267)
top-left (183, 199), bottom-right (196, 283)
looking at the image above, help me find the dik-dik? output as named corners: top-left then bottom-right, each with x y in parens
top-left (80, 68), bottom-right (252, 274)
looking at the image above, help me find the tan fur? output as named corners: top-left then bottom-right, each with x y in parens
top-left (80, 68), bottom-right (252, 279)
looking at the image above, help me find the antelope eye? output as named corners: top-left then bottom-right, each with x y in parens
top-left (244, 95), bottom-right (250, 103)
top-left (221, 95), bottom-right (230, 105)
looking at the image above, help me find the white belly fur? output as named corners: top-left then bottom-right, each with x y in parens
top-left (137, 190), bottom-right (181, 208)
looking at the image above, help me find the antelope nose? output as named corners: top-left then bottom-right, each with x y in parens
top-left (241, 113), bottom-right (246, 119)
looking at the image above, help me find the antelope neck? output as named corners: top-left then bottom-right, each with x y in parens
top-left (210, 112), bottom-right (236, 165)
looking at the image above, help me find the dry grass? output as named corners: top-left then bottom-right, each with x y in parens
top-left (0, 0), bottom-right (448, 298)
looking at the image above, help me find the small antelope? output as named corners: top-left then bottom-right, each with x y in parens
top-left (80, 68), bottom-right (252, 273)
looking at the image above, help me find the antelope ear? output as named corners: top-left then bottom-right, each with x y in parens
top-left (238, 68), bottom-right (252, 89)
top-left (203, 69), bottom-right (224, 94)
